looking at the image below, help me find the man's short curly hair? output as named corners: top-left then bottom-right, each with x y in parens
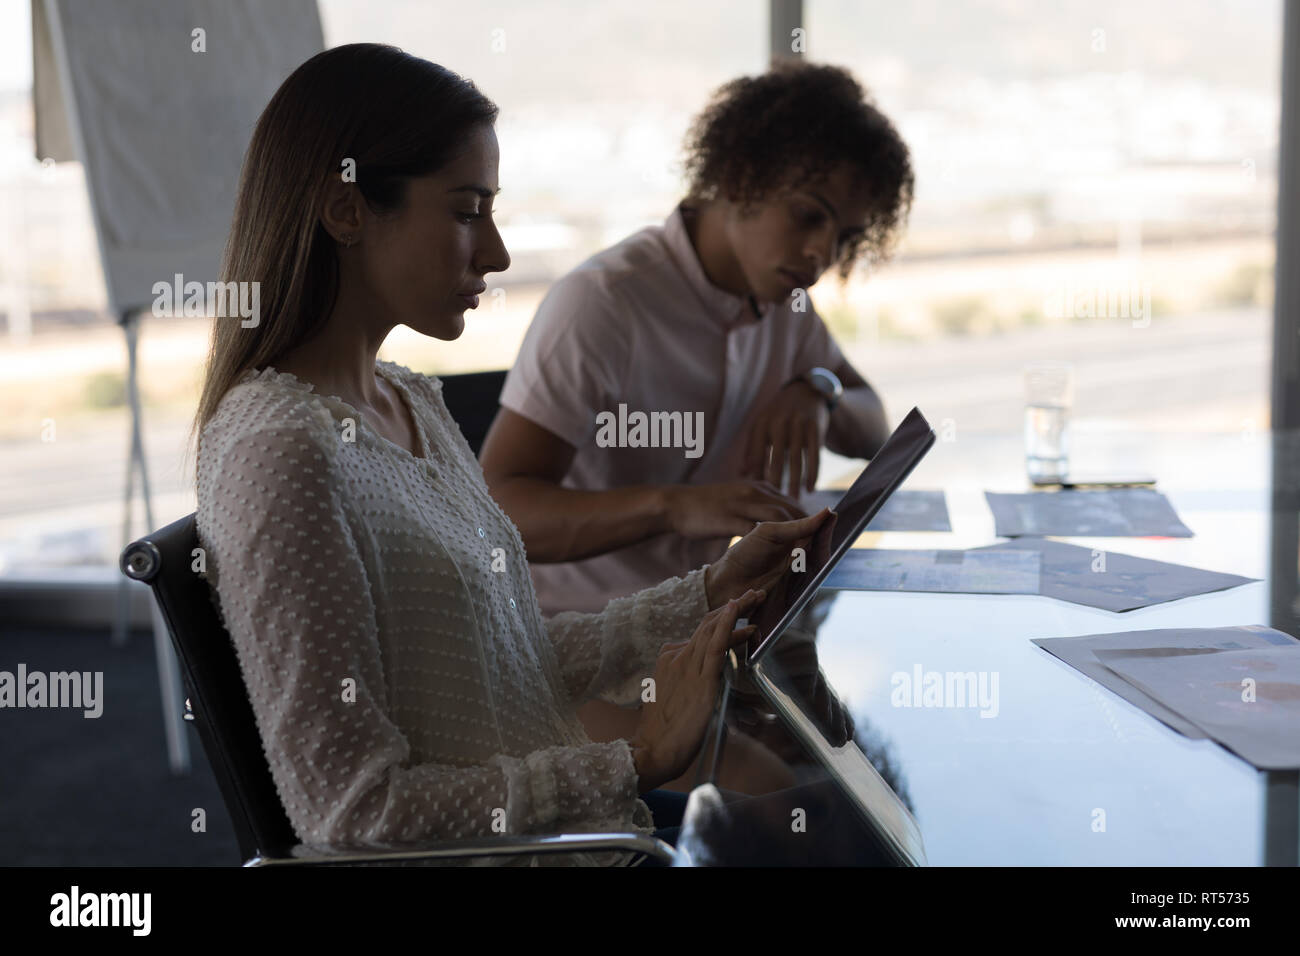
top-left (682, 61), bottom-right (914, 279)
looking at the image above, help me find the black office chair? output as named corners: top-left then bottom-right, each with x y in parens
top-left (120, 513), bottom-right (675, 866)
top-left (438, 369), bottom-right (508, 456)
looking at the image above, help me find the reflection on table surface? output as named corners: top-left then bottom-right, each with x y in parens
top-left (685, 429), bottom-right (1298, 865)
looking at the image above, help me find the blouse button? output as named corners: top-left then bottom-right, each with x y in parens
top-left (477, 527), bottom-right (485, 538)
top-left (509, 598), bottom-right (516, 609)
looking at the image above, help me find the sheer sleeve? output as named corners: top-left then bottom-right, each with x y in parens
top-left (544, 567), bottom-right (712, 708)
top-left (197, 417), bottom-right (653, 848)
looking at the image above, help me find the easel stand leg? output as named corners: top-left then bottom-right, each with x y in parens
top-left (112, 308), bottom-right (190, 774)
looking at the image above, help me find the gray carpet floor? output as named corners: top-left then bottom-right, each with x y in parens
top-left (1, 625), bottom-right (241, 866)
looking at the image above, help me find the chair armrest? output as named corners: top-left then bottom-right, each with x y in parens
top-left (246, 832), bottom-right (677, 867)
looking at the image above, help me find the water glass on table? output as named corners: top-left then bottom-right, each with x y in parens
top-left (1024, 362), bottom-right (1073, 484)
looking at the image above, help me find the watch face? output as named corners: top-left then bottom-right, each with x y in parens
top-left (808, 368), bottom-right (842, 404)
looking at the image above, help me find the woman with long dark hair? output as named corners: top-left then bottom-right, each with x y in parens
top-left (191, 43), bottom-right (828, 863)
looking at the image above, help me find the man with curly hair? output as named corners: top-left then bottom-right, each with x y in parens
top-left (482, 61), bottom-right (912, 620)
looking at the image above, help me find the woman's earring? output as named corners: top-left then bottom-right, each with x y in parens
top-left (342, 233), bottom-right (355, 247)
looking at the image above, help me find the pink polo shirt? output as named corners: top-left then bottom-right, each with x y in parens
top-left (499, 202), bottom-right (845, 615)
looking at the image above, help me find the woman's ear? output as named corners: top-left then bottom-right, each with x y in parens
top-left (319, 177), bottom-right (364, 245)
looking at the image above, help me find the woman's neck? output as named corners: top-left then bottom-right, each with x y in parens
top-left (270, 295), bottom-right (394, 410)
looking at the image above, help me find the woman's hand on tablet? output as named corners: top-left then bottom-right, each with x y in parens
top-left (629, 590), bottom-right (763, 793)
top-left (703, 507), bottom-right (836, 611)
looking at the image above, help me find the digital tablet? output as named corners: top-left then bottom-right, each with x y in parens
top-left (705, 407), bottom-right (936, 865)
top-left (746, 406), bottom-right (937, 664)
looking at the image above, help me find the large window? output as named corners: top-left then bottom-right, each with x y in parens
top-left (0, 1), bottom-right (1283, 575)
top-left (0, 1), bottom-right (763, 573)
top-left (805, 0), bottom-right (1279, 449)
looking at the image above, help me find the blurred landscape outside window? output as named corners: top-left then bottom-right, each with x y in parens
top-left (0, 0), bottom-right (1280, 575)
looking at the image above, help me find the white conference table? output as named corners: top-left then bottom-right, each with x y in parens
top-left (748, 423), bottom-right (1298, 865)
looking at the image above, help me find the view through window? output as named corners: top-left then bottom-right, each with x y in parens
top-left (0, 0), bottom-right (1281, 575)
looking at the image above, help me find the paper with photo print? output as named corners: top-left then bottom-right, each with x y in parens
top-left (822, 548), bottom-right (1040, 594)
top-left (985, 488), bottom-right (1193, 537)
top-left (972, 539), bottom-right (1255, 612)
top-left (801, 488), bottom-right (951, 532)
top-left (1095, 643), bottom-right (1300, 769)
top-left (1033, 626), bottom-right (1299, 739)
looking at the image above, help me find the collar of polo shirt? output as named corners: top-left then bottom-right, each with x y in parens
top-left (667, 202), bottom-right (779, 330)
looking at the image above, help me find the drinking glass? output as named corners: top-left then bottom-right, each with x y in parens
top-left (1024, 362), bottom-right (1073, 483)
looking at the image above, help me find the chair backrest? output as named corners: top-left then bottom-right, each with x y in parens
top-left (438, 369), bottom-right (507, 457)
top-left (120, 513), bottom-right (297, 863)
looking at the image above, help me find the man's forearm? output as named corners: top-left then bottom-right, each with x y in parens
top-left (485, 477), bottom-right (674, 563)
top-left (825, 385), bottom-right (890, 459)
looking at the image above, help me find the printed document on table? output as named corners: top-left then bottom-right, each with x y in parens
top-left (801, 489), bottom-right (951, 532)
top-left (984, 488), bottom-right (1192, 538)
top-left (1095, 643), bottom-right (1300, 770)
top-left (1033, 626), bottom-right (1299, 741)
top-left (823, 548), bottom-right (1040, 595)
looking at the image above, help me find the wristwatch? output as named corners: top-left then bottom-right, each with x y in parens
top-left (800, 366), bottom-right (843, 412)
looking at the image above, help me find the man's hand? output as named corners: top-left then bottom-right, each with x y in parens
top-left (742, 380), bottom-right (831, 497)
top-left (664, 479), bottom-right (804, 541)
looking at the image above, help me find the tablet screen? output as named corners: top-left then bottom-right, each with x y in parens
top-left (747, 407), bottom-right (935, 662)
